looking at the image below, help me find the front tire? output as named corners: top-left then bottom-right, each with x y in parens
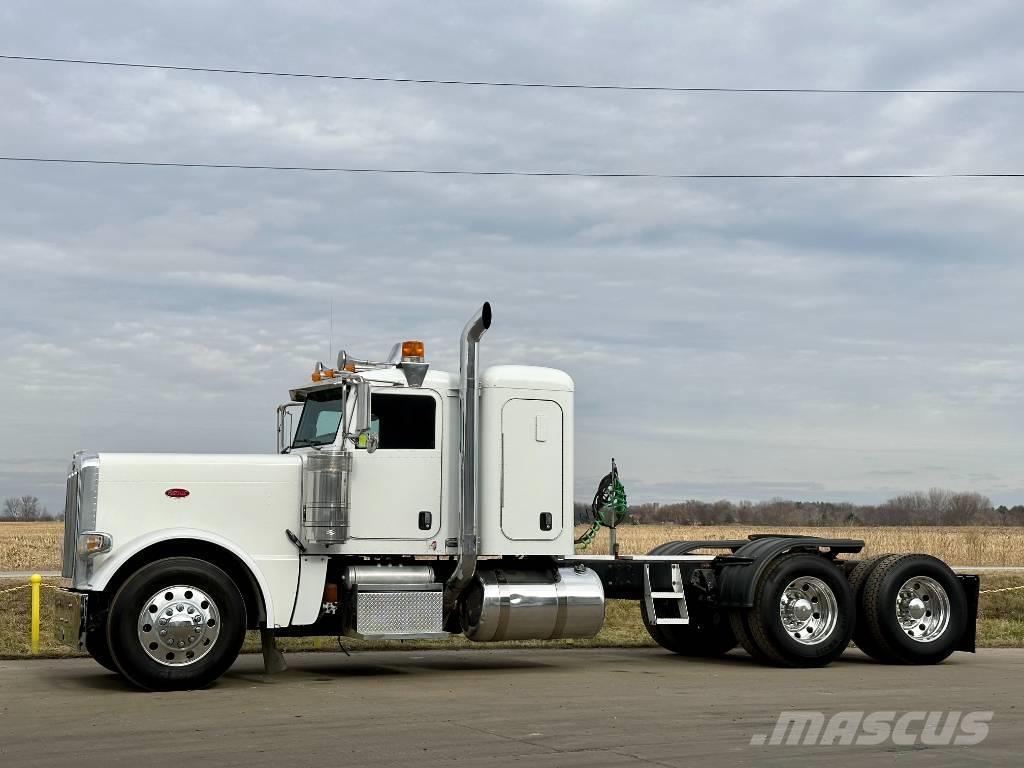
top-left (731, 553), bottom-right (854, 667)
top-left (85, 627), bottom-right (118, 672)
top-left (106, 557), bottom-right (246, 691)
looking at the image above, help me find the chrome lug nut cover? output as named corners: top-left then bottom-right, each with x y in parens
top-left (779, 576), bottom-right (839, 646)
top-left (137, 585), bottom-right (221, 666)
top-left (896, 576), bottom-right (950, 643)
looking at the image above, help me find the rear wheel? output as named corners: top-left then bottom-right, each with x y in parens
top-left (858, 554), bottom-right (966, 665)
top-left (731, 553), bottom-right (854, 667)
top-left (845, 554), bottom-right (896, 660)
top-left (106, 557), bottom-right (246, 691)
top-left (640, 598), bottom-right (736, 657)
top-left (640, 542), bottom-right (737, 657)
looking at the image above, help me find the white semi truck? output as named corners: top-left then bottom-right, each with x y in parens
top-left (55, 303), bottom-right (979, 690)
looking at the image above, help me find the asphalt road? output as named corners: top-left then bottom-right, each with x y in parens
top-left (1, 647), bottom-right (1022, 767)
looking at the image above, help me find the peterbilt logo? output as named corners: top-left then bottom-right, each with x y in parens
top-left (165, 488), bottom-right (190, 498)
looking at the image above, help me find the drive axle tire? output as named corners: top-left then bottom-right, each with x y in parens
top-left (845, 554), bottom-right (897, 660)
top-left (106, 557), bottom-right (246, 691)
top-left (640, 542), bottom-right (737, 657)
top-left (858, 554), bottom-right (966, 665)
top-left (640, 599), bottom-right (737, 657)
top-left (731, 553), bottom-right (854, 667)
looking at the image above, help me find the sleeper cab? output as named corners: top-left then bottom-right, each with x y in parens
top-left (478, 365), bottom-right (574, 557)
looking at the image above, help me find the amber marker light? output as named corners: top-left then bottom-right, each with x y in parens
top-left (401, 340), bottom-right (425, 362)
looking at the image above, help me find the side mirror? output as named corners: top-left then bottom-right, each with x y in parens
top-left (354, 379), bottom-right (371, 434)
top-left (350, 380), bottom-right (378, 453)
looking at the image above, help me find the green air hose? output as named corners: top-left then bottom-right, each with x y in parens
top-left (575, 459), bottom-right (628, 549)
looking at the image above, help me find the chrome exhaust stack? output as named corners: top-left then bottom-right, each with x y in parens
top-left (445, 301), bottom-right (492, 616)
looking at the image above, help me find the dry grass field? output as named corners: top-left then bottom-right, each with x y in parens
top-left (3, 522), bottom-right (1024, 571)
top-left (0, 522), bottom-right (63, 571)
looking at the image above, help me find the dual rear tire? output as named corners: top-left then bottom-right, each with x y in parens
top-left (639, 542), bottom-right (737, 657)
top-left (642, 546), bottom-right (967, 668)
top-left (850, 553), bottom-right (966, 665)
top-left (729, 553), bottom-right (854, 667)
top-left (639, 545), bottom-right (855, 666)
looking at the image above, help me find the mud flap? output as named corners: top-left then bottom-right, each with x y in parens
top-left (956, 574), bottom-right (979, 653)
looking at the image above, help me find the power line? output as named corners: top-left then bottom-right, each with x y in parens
top-left (2, 54), bottom-right (1022, 95)
top-left (1, 156), bottom-right (1021, 179)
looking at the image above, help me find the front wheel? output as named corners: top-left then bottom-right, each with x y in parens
top-left (85, 626), bottom-right (118, 672)
top-left (731, 553), bottom-right (854, 667)
top-left (106, 557), bottom-right (246, 691)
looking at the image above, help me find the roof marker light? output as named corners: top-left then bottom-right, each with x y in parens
top-left (401, 340), bottom-right (425, 362)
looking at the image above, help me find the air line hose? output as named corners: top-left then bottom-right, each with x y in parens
top-left (575, 459), bottom-right (628, 549)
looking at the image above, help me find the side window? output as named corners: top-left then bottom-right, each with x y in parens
top-left (366, 393), bottom-right (436, 450)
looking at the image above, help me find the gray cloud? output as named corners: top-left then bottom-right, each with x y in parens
top-left (2, 1), bottom-right (1024, 513)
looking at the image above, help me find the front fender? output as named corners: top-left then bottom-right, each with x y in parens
top-left (86, 528), bottom-right (294, 628)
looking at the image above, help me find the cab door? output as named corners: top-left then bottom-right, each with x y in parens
top-left (500, 398), bottom-right (563, 541)
top-left (347, 390), bottom-right (442, 540)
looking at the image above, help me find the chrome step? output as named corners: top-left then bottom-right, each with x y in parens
top-left (643, 563), bottom-right (689, 626)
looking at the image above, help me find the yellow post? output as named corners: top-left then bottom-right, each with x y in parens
top-left (30, 574), bottom-right (41, 655)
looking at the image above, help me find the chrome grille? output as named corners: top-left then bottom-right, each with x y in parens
top-left (61, 464), bottom-right (79, 579)
top-left (60, 453), bottom-right (99, 584)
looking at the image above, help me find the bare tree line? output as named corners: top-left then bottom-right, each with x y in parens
top-left (1, 496), bottom-right (61, 522)
top-left (7, 489), bottom-right (1023, 527)
top-left (577, 489), bottom-right (1024, 527)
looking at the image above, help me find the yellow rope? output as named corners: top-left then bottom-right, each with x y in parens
top-left (979, 584), bottom-right (1024, 595)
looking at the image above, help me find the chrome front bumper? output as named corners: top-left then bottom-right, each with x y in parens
top-left (54, 591), bottom-right (87, 650)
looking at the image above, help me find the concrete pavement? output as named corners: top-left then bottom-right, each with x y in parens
top-left (1, 647), bottom-right (1022, 767)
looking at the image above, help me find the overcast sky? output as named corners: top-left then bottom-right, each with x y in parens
top-left (3, 1), bottom-right (1024, 514)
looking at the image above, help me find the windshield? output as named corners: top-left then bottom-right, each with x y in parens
top-left (291, 390), bottom-right (344, 449)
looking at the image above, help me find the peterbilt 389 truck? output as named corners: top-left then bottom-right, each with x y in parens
top-left (56, 302), bottom-right (979, 690)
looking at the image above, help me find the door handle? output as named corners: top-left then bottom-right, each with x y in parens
top-left (418, 510), bottom-right (432, 531)
top-left (539, 512), bottom-right (552, 531)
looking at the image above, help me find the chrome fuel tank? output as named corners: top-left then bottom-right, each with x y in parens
top-left (460, 566), bottom-right (605, 642)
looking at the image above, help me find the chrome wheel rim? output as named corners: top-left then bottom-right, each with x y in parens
top-left (137, 585), bottom-right (221, 666)
top-left (779, 576), bottom-right (838, 645)
top-left (896, 576), bottom-right (950, 643)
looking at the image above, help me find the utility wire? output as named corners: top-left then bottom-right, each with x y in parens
top-left (1, 156), bottom-right (1021, 179)
top-left (2, 54), bottom-right (1022, 95)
